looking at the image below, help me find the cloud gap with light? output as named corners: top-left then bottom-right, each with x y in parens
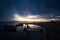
top-left (13, 14), bottom-right (49, 22)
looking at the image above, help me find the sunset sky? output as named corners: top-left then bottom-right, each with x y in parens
top-left (0, 0), bottom-right (60, 22)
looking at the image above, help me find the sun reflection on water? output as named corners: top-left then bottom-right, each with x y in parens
top-left (23, 24), bottom-right (41, 28)
top-left (16, 24), bottom-right (42, 31)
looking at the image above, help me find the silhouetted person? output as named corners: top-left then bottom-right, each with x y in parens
top-left (24, 24), bottom-right (31, 40)
top-left (26, 24), bottom-right (31, 29)
top-left (24, 24), bottom-right (31, 32)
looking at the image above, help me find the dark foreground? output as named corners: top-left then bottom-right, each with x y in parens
top-left (0, 30), bottom-right (43, 40)
top-left (38, 22), bottom-right (60, 40)
top-left (0, 22), bottom-right (44, 40)
top-left (0, 22), bottom-right (60, 40)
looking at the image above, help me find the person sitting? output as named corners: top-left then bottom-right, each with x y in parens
top-left (24, 24), bottom-right (31, 32)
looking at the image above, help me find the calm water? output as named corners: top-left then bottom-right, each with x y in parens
top-left (0, 21), bottom-right (44, 40)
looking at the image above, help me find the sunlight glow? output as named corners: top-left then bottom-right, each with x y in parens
top-left (26, 15), bottom-right (39, 19)
top-left (14, 14), bottom-right (20, 18)
top-left (48, 18), bottom-right (60, 21)
top-left (13, 14), bottom-right (49, 22)
top-left (28, 24), bottom-right (40, 28)
top-left (23, 24), bottom-right (40, 28)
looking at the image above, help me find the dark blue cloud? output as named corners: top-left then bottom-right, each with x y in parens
top-left (0, 0), bottom-right (60, 19)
